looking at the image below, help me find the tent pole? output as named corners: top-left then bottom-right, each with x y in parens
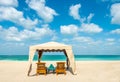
top-left (27, 64), bottom-right (32, 76)
top-left (38, 50), bottom-right (43, 62)
top-left (66, 57), bottom-right (69, 69)
top-left (63, 50), bottom-right (70, 69)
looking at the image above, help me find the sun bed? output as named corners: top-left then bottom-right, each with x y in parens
top-left (36, 62), bottom-right (47, 75)
top-left (55, 62), bottom-right (66, 75)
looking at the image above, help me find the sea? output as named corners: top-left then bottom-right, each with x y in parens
top-left (0, 55), bottom-right (120, 61)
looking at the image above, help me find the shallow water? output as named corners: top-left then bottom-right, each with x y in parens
top-left (0, 55), bottom-right (120, 61)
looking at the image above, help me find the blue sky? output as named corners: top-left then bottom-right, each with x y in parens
top-left (0, 0), bottom-right (120, 55)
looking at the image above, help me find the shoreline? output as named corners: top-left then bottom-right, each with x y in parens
top-left (0, 60), bottom-right (120, 62)
top-left (0, 55), bottom-right (120, 61)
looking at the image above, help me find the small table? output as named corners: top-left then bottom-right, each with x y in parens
top-left (47, 64), bottom-right (55, 73)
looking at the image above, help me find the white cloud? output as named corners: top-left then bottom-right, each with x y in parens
top-left (0, 7), bottom-right (22, 20)
top-left (0, 7), bottom-right (38, 29)
top-left (87, 13), bottom-right (94, 23)
top-left (106, 42), bottom-right (115, 45)
top-left (0, 26), bottom-right (54, 41)
top-left (102, 0), bottom-right (120, 2)
top-left (0, 0), bottom-right (18, 7)
top-left (19, 17), bottom-right (38, 29)
top-left (62, 39), bottom-right (70, 42)
top-left (69, 4), bottom-right (94, 23)
top-left (26, 0), bottom-right (58, 23)
top-left (0, 26), bottom-right (2, 30)
top-left (72, 36), bottom-right (103, 45)
top-left (69, 5), bottom-right (102, 34)
top-left (0, 26), bottom-right (21, 41)
top-left (73, 36), bottom-right (93, 43)
top-left (110, 29), bottom-right (120, 34)
top-left (80, 23), bottom-right (103, 33)
top-left (60, 24), bottom-right (78, 35)
top-left (105, 38), bottom-right (115, 45)
top-left (106, 38), bottom-right (115, 42)
top-left (51, 36), bottom-right (58, 41)
top-left (69, 4), bottom-right (81, 20)
top-left (111, 3), bottom-right (120, 24)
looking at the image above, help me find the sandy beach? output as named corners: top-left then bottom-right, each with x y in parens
top-left (0, 61), bottom-right (120, 82)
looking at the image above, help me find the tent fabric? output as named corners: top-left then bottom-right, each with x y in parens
top-left (28, 42), bottom-right (76, 76)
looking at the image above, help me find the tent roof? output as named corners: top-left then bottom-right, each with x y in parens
top-left (30, 42), bottom-right (72, 50)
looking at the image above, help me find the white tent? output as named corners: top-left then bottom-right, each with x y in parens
top-left (28, 42), bottom-right (76, 76)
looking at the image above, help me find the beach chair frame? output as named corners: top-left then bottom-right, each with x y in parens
top-left (36, 62), bottom-right (47, 75)
top-left (56, 62), bottom-right (66, 75)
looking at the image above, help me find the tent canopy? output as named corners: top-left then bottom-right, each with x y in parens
top-left (28, 42), bottom-right (76, 76)
top-left (30, 41), bottom-right (72, 50)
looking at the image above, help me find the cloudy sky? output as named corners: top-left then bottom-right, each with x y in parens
top-left (0, 0), bottom-right (120, 55)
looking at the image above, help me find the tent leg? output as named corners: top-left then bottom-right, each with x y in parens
top-left (66, 58), bottom-right (70, 70)
top-left (27, 64), bottom-right (32, 76)
top-left (38, 50), bottom-right (43, 62)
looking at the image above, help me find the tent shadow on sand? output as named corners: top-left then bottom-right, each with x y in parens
top-left (28, 68), bottom-right (75, 77)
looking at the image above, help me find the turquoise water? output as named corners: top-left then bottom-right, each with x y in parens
top-left (0, 55), bottom-right (120, 61)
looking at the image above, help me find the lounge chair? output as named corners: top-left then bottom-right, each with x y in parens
top-left (36, 62), bottom-right (47, 75)
top-left (55, 62), bottom-right (66, 75)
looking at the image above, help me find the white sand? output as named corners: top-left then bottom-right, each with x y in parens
top-left (0, 61), bottom-right (120, 82)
